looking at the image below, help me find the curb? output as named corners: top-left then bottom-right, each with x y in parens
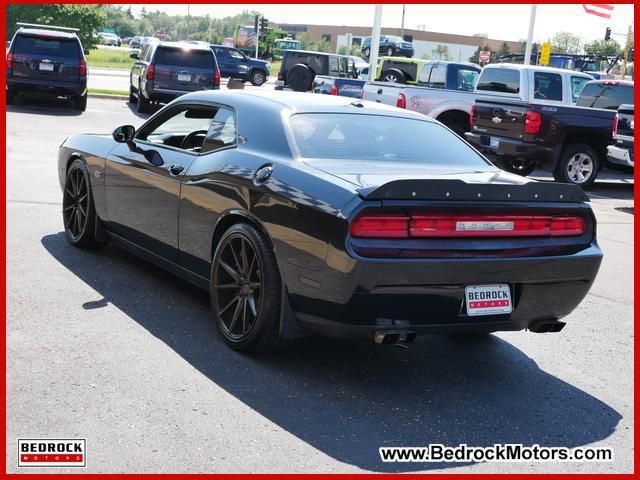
top-left (88, 93), bottom-right (128, 100)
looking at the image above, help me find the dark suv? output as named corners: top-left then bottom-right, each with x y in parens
top-left (6, 24), bottom-right (88, 111)
top-left (275, 50), bottom-right (357, 92)
top-left (362, 35), bottom-right (414, 59)
top-left (211, 45), bottom-right (270, 86)
top-left (129, 42), bottom-right (220, 113)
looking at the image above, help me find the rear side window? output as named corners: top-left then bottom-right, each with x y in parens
top-left (455, 67), bottom-right (480, 91)
top-left (576, 83), bottom-right (634, 110)
top-left (427, 64), bottom-right (447, 89)
top-left (283, 53), bottom-right (327, 75)
top-left (155, 47), bottom-right (214, 68)
top-left (13, 35), bottom-right (79, 57)
top-left (201, 108), bottom-right (237, 153)
top-left (417, 64), bottom-right (433, 84)
top-left (476, 68), bottom-right (520, 94)
top-left (570, 76), bottom-right (590, 103)
top-left (533, 72), bottom-right (563, 101)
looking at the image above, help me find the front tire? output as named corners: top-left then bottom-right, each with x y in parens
top-left (129, 85), bottom-right (136, 104)
top-left (62, 159), bottom-right (101, 248)
top-left (249, 70), bottom-right (266, 86)
top-left (553, 143), bottom-right (599, 188)
top-left (211, 223), bottom-right (290, 353)
top-left (386, 46), bottom-right (394, 56)
top-left (363, 47), bottom-right (371, 59)
top-left (6, 88), bottom-right (15, 105)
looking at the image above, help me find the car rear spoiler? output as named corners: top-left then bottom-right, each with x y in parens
top-left (360, 179), bottom-right (590, 203)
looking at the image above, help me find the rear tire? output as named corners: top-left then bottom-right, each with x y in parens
top-left (211, 223), bottom-right (291, 353)
top-left (128, 86), bottom-right (136, 104)
top-left (74, 93), bottom-right (87, 112)
top-left (137, 88), bottom-right (151, 113)
top-left (62, 159), bottom-right (102, 248)
top-left (381, 70), bottom-right (406, 84)
top-left (553, 143), bottom-right (599, 188)
top-left (500, 158), bottom-right (536, 177)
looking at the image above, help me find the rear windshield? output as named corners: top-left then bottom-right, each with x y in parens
top-left (476, 68), bottom-right (520, 94)
top-left (283, 53), bottom-right (327, 75)
top-left (576, 83), bottom-right (634, 110)
top-left (290, 113), bottom-right (490, 166)
top-left (155, 47), bottom-right (214, 68)
top-left (13, 34), bottom-right (79, 57)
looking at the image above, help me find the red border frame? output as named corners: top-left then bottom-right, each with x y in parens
top-left (2, 1), bottom-right (637, 477)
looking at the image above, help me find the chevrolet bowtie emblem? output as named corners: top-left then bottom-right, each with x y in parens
top-left (491, 116), bottom-right (502, 124)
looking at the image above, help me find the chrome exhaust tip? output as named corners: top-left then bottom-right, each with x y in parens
top-left (374, 330), bottom-right (416, 345)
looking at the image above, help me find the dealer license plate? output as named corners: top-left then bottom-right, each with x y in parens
top-left (178, 73), bottom-right (191, 82)
top-left (490, 137), bottom-right (500, 149)
top-left (39, 62), bottom-right (54, 71)
top-left (465, 284), bottom-right (512, 316)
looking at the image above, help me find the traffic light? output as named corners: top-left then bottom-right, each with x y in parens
top-left (260, 17), bottom-right (269, 30)
top-left (254, 14), bottom-right (260, 33)
top-left (604, 27), bottom-right (611, 41)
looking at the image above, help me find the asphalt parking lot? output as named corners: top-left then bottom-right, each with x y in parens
top-left (6, 96), bottom-right (634, 473)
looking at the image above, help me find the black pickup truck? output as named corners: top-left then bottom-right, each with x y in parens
top-left (607, 104), bottom-right (634, 170)
top-left (465, 76), bottom-right (633, 187)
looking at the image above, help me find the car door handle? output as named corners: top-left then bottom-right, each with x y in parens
top-left (169, 164), bottom-right (184, 175)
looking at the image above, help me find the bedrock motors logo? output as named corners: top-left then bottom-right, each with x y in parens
top-left (18, 439), bottom-right (86, 467)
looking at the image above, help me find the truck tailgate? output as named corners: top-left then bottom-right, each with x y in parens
top-left (473, 97), bottom-right (529, 140)
top-left (361, 82), bottom-right (404, 106)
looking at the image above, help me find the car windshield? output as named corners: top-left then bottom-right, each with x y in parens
top-left (290, 113), bottom-right (491, 166)
top-left (387, 36), bottom-right (404, 43)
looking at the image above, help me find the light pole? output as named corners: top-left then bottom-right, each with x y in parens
top-left (523, 4), bottom-right (537, 65)
top-left (401, 4), bottom-right (405, 39)
top-left (368, 5), bottom-right (383, 82)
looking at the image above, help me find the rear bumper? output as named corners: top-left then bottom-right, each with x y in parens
top-left (465, 132), bottom-right (543, 161)
top-left (287, 245), bottom-right (603, 339)
top-left (145, 85), bottom-right (219, 102)
top-left (607, 144), bottom-right (634, 167)
top-left (7, 76), bottom-right (86, 97)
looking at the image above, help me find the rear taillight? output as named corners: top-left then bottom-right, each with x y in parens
top-left (146, 64), bottom-right (155, 80)
top-left (524, 110), bottom-right (542, 134)
top-left (6, 52), bottom-right (13, 70)
top-left (350, 215), bottom-right (409, 238)
top-left (79, 58), bottom-right (87, 76)
top-left (213, 69), bottom-right (221, 87)
top-left (350, 213), bottom-right (585, 239)
top-left (330, 84), bottom-right (339, 96)
top-left (396, 93), bottom-right (406, 109)
top-left (612, 113), bottom-right (619, 136)
top-left (469, 104), bottom-right (475, 128)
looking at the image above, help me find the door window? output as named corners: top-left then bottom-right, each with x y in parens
top-left (328, 56), bottom-right (340, 76)
top-left (570, 76), bottom-right (590, 103)
top-left (533, 72), bottom-right (563, 101)
top-left (229, 49), bottom-right (245, 60)
top-left (139, 106), bottom-right (220, 152)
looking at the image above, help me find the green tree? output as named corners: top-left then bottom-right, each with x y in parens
top-left (316, 39), bottom-right (331, 53)
top-left (551, 31), bottom-right (582, 54)
top-left (297, 31), bottom-right (315, 50)
top-left (584, 39), bottom-right (623, 57)
top-left (7, 4), bottom-right (106, 49)
top-left (498, 41), bottom-right (511, 57)
top-left (469, 45), bottom-right (494, 64)
top-left (432, 44), bottom-right (451, 60)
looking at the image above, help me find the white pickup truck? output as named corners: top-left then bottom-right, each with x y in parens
top-left (360, 60), bottom-right (481, 135)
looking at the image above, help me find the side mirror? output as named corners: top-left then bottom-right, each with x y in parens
top-left (130, 51), bottom-right (140, 59)
top-left (113, 125), bottom-right (136, 143)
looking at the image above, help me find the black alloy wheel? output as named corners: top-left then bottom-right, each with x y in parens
top-left (213, 232), bottom-right (263, 340)
top-left (211, 223), bottom-right (290, 352)
top-left (62, 160), bottom-right (101, 247)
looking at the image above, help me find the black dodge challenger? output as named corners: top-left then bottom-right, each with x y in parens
top-left (58, 91), bottom-right (602, 352)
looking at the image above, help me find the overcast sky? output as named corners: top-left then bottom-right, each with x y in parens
top-left (126, 3), bottom-right (634, 43)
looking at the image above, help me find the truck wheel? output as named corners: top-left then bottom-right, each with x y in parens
top-left (386, 47), bottom-right (394, 56)
top-left (137, 89), bottom-right (151, 113)
top-left (74, 94), bottom-right (87, 112)
top-left (381, 70), bottom-right (406, 84)
top-left (250, 70), bottom-right (266, 86)
top-left (286, 64), bottom-right (314, 92)
top-left (500, 158), bottom-right (536, 177)
top-left (129, 86), bottom-right (136, 104)
top-left (553, 143), bottom-right (600, 188)
top-left (363, 47), bottom-right (371, 59)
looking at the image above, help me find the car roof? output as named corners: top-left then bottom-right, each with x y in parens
top-left (176, 90), bottom-right (431, 119)
top-left (155, 41), bottom-right (212, 52)
top-left (488, 63), bottom-right (593, 76)
top-left (283, 49), bottom-right (343, 57)
top-left (16, 28), bottom-right (77, 39)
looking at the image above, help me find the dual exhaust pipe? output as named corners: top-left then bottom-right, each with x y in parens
top-left (528, 320), bottom-right (566, 333)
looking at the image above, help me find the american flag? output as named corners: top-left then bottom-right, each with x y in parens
top-left (582, 4), bottom-right (615, 19)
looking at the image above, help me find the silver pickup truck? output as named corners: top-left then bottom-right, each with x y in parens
top-left (360, 61), bottom-right (481, 135)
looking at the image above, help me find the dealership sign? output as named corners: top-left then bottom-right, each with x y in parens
top-left (18, 439), bottom-right (86, 467)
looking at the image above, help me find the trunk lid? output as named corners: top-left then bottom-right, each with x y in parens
top-left (10, 34), bottom-right (81, 83)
